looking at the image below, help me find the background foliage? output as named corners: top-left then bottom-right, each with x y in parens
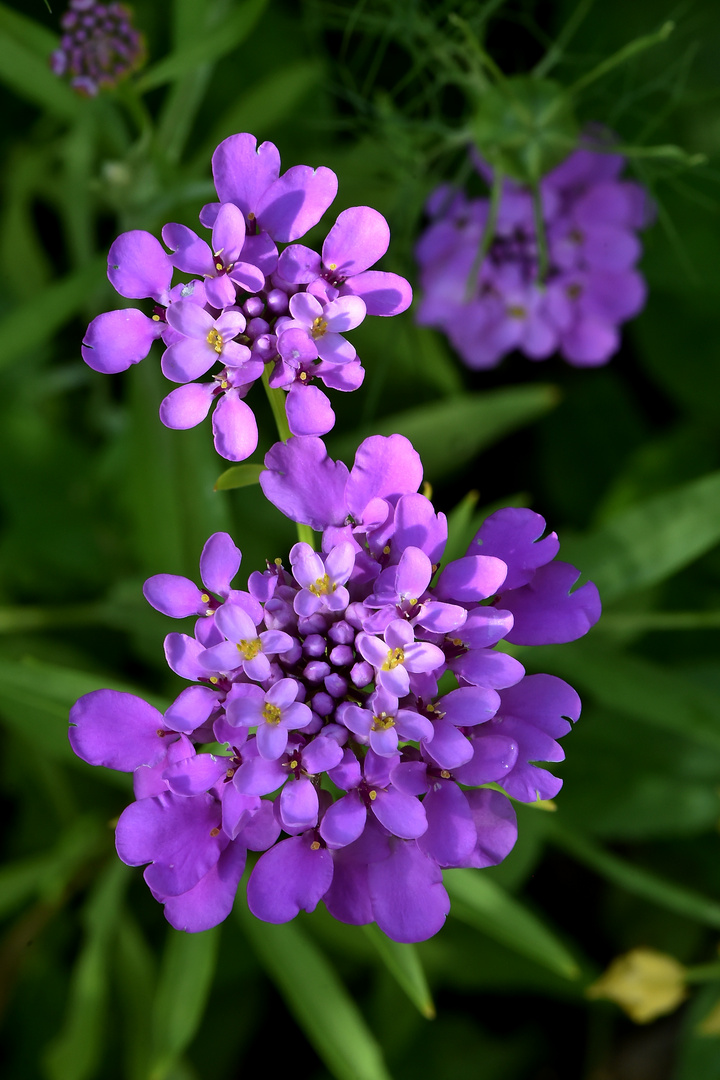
top-left (2, 0), bottom-right (720, 1077)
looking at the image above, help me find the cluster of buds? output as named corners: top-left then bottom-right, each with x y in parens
top-left (50, 0), bottom-right (146, 97)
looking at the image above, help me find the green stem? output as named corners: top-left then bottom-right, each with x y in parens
top-left (261, 367), bottom-right (315, 549)
top-left (685, 962), bottom-right (720, 984)
top-left (566, 21), bottom-right (674, 97)
top-left (465, 166), bottom-right (503, 301)
top-left (532, 0), bottom-right (597, 80)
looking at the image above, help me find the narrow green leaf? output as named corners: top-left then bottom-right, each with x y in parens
top-left (214, 462), bottom-right (264, 491)
top-left (237, 906), bottom-right (393, 1080)
top-left (444, 869), bottom-right (579, 979)
top-left (44, 861), bottom-right (130, 1080)
top-left (0, 26), bottom-right (81, 121)
top-left (362, 924), bottom-right (435, 1018)
top-left (0, 2), bottom-right (58, 54)
top-left (562, 470), bottom-right (720, 603)
top-left (0, 816), bottom-right (104, 919)
top-left (550, 825), bottom-right (720, 930)
top-left (115, 915), bottom-right (157, 1080)
top-left (0, 256), bottom-right (106, 370)
top-left (136, 0), bottom-right (268, 92)
top-left (524, 640), bottom-right (720, 754)
top-left (150, 927), bottom-right (220, 1080)
top-left (328, 386), bottom-right (559, 479)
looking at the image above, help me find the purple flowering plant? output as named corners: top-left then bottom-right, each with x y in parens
top-left (70, 121), bottom-right (602, 941)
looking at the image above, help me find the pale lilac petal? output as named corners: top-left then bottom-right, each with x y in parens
top-left (164, 685), bottom-right (219, 734)
top-left (212, 393), bottom-right (258, 461)
top-left (164, 632), bottom-right (205, 680)
top-left (108, 230), bottom-right (173, 301)
top-left (345, 435), bottom-right (422, 518)
top-left (164, 753), bottom-right (228, 796)
top-left (166, 299), bottom-right (214, 339)
top-left (261, 437), bottom-right (349, 530)
top-left (162, 841), bottom-right (247, 932)
top-left (315, 333), bottom-right (356, 364)
top-left (233, 755), bottom-right (286, 796)
top-left (323, 296), bottom-right (367, 332)
top-left (279, 777), bottom-right (319, 830)
top-left (204, 275), bottom-right (237, 309)
top-left (159, 382), bottom-right (215, 430)
top-left (285, 383), bottom-right (335, 437)
top-left (161, 339), bottom-right (216, 383)
top-left (211, 201), bottom-right (247, 263)
top-left (277, 243), bottom-right (322, 284)
top-left (161, 223), bottom-right (213, 277)
top-left (256, 165), bottom-right (338, 243)
top-left (322, 207), bottom-right (390, 278)
top-left (288, 292), bottom-right (323, 324)
top-left (372, 788), bottom-right (427, 838)
top-left (256, 722), bottom-right (289, 760)
top-left (143, 574), bottom-right (203, 617)
top-left (200, 533), bottom-right (241, 596)
top-left (340, 270), bottom-right (413, 316)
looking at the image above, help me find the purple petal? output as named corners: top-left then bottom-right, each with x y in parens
top-left (322, 207), bottom-right (389, 278)
top-left (451, 648), bottom-right (525, 690)
top-left (256, 165), bottom-right (338, 243)
top-left (256, 723), bottom-right (289, 760)
top-left (69, 689), bottom-right (169, 771)
top-left (367, 840), bottom-right (450, 942)
top-left (439, 686), bottom-right (500, 727)
top-left (212, 392), bottom-right (259, 461)
top-left (162, 841), bottom-right (247, 932)
top-left (161, 222), bottom-right (213, 277)
top-left (468, 508), bottom-right (560, 591)
top-left (233, 755), bottom-right (286, 796)
top-left (422, 718), bottom-right (473, 770)
top-left (211, 201), bottom-right (247, 264)
top-left (302, 736), bottom-right (344, 775)
top-left (277, 243), bottom-right (322, 284)
top-left (372, 788), bottom-right (427, 839)
top-left (320, 791), bottom-right (367, 848)
top-left (82, 309), bottom-right (163, 374)
top-left (502, 561), bottom-right (602, 645)
top-left (159, 382), bottom-right (215, 430)
top-left (279, 777), bottom-right (319, 830)
top-left (436, 555), bottom-right (507, 602)
top-left (164, 685), bottom-right (219, 734)
top-left (161, 339), bottom-right (216, 383)
top-left (142, 574), bottom-right (203, 617)
top-left (462, 790), bottom-right (518, 869)
top-left (200, 532), bottom-right (242, 596)
top-left (340, 270), bottom-right (413, 316)
top-left (345, 435), bottom-right (422, 519)
top-left (285, 383), bottom-right (335, 437)
top-left (117, 791), bottom-right (226, 896)
top-left (164, 753), bottom-right (228, 796)
top-left (211, 133), bottom-right (281, 219)
top-left (419, 781), bottom-right (477, 866)
top-left (260, 437), bottom-right (349, 530)
top-left (107, 230), bottom-right (173, 302)
top-left (247, 834), bottom-right (334, 922)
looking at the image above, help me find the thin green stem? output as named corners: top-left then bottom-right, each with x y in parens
top-left (532, 0), bottom-right (596, 80)
top-left (566, 21), bottom-right (674, 97)
top-left (261, 367), bottom-right (315, 549)
top-left (465, 166), bottom-right (503, 301)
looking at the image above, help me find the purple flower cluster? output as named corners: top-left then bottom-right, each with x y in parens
top-left (416, 145), bottom-right (652, 368)
top-left (50, 0), bottom-right (146, 97)
top-left (81, 133), bottom-right (412, 459)
top-left (69, 433), bottom-right (600, 942)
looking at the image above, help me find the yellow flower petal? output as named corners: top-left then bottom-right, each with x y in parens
top-left (586, 947), bottom-right (687, 1024)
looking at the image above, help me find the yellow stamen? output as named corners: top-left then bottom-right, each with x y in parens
top-left (201, 593), bottom-right (210, 604)
top-left (210, 827), bottom-right (221, 837)
top-left (207, 327), bottom-right (224, 353)
top-left (507, 305), bottom-right (526, 319)
top-left (290, 760), bottom-right (298, 769)
top-left (371, 712), bottom-right (395, 731)
top-left (262, 703), bottom-right (282, 725)
top-left (382, 647), bottom-right (405, 671)
top-left (368, 790), bottom-right (377, 801)
top-left (309, 573), bottom-right (336, 597)
top-left (328, 262), bottom-right (337, 270)
top-left (383, 545), bottom-right (391, 555)
top-left (274, 557), bottom-right (283, 566)
top-left (440, 770), bottom-right (451, 779)
top-left (215, 261), bottom-right (223, 271)
top-left (409, 598), bottom-right (418, 606)
top-left (152, 314), bottom-right (160, 321)
top-left (310, 840), bottom-right (321, 850)
top-left (209, 676), bottom-right (219, 684)
top-left (311, 316), bottom-right (328, 339)
top-left (299, 372), bottom-right (307, 381)
top-left (237, 638), bottom-right (261, 660)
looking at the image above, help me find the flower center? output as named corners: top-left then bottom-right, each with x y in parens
top-left (237, 638), bottom-right (261, 659)
top-left (371, 712), bottom-right (395, 731)
top-left (309, 573), bottom-right (335, 597)
top-left (262, 703), bottom-right (282, 725)
top-left (207, 327), bottom-right (224, 353)
top-left (311, 316), bottom-right (328, 339)
top-left (507, 305), bottom-right (526, 319)
top-left (382, 647), bottom-right (405, 671)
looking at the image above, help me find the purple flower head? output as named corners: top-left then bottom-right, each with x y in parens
top-left (69, 434), bottom-right (599, 942)
top-left (81, 134), bottom-right (410, 455)
top-left (416, 136), bottom-right (652, 368)
top-left (51, 0), bottom-right (146, 97)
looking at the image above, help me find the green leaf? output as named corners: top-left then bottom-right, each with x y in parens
top-left (44, 861), bottom-right (130, 1080)
top-left (328, 386), bottom-right (559, 480)
top-left (0, 816), bottom-right (105, 919)
top-left (0, 655), bottom-right (166, 783)
top-left (196, 60), bottom-right (324, 166)
top-left (115, 915), bottom-right (157, 1080)
top-left (440, 490), bottom-right (480, 569)
top-left (561, 470), bottom-right (720, 603)
top-left (0, 25), bottom-right (81, 121)
top-left (0, 256), bottom-right (106, 370)
top-left (550, 825), bottom-right (720, 931)
top-left (214, 462), bottom-right (265, 492)
top-left (237, 906), bottom-right (393, 1080)
top-left (362, 924), bottom-right (435, 1018)
top-left (136, 0), bottom-right (269, 92)
top-left (523, 640), bottom-right (720, 754)
top-left (0, 2), bottom-right (58, 54)
top-left (149, 927), bottom-right (220, 1080)
top-left (443, 869), bottom-right (579, 979)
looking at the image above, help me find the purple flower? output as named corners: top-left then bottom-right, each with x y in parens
top-left (51, 0), bottom-right (146, 97)
top-left (416, 137), bottom-right (652, 368)
top-left (69, 432), bottom-right (599, 942)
